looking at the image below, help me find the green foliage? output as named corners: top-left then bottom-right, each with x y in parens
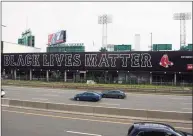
top-left (99, 47), bottom-right (107, 52)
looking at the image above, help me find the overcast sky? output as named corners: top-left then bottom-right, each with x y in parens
top-left (2, 2), bottom-right (192, 52)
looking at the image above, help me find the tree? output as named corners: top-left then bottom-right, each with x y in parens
top-left (99, 47), bottom-right (107, 52)
top-left (51, 71), bottom-right (61, 81)
top-left (180, 46), bottom-right (188, 51)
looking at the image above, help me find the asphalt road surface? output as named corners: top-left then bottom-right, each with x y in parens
top-left (2, 86), bottom-right (192, 112)
top-left (2, 106), bottom-right (192, 136)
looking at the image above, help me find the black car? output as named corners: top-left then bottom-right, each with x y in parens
top-left (74, 92), bottom-right (102, 102)
top-left (127, 122), bottom-right (192, 136)
top-left (101, 90), bottom-right (126, 99)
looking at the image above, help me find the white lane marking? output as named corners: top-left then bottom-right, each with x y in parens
top-left (1, 105), bottom-right (9, 107)
top-left (175, 126), bottom-right (192, 130)
top-left (182, 108), bottom-right (192, 110)
top-left (126, 92), bottom-right (192, 97)
top-left (100, 103), bottom-right (120, 106)
top-left (4, 86), bottom-right (76, 94)
top-left (66, 131), bottom-right (102, 136)
top-left (127, 96), bottom-right (192, 100)
top-left (42, 94), bottom-right (59, 97)
top-left (31, 98), bottom-right (48, 101)
top-left (4, 86), bottom-right (73, 91)
top-left (32, 90), bottom-right (66, 94)
top-left (182, 103), bottom-right (192, 105)
top-left (169, 98), bottom-right (189, 100)
top-left (2, 108), bottom-right (192, 130)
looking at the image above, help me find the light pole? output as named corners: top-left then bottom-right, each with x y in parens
top-left (173, 12), bottom-right (191, 49)
top-left (148, 32), bottom-right (153, 51)
top-left (134, 34), bottom-right (140, 51)
top-left (150, 32), bottom-right (152, 51)
top-left (98, 14), bottom-right (112, 49)
top-left (1, 25), bottom-right (7, 53)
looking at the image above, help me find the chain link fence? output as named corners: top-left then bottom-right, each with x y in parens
top-left (2, 71), bottom-right (193, 88)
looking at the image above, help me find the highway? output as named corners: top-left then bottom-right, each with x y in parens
top-left (2, 106), bottom-right (192, 136)
top-left (2, 86), bottom-right (192, 112)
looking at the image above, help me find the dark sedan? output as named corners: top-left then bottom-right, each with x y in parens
top-left (74, 92), bottom-right (102, 102)
top-left (90, 91), bottom-right (103, 96)
top-left (101, 90), bottom-right (126, 99)
top-left (127, 122), bottom-right (192, 136)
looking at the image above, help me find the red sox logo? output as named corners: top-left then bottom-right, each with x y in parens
top-left (159, 54), bottom-right (174, 68)
top-left (187, 64), bottom-right (193, 70)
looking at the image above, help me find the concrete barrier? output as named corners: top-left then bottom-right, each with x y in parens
top-left (146, 110), bottom-right (192, 121)
top-left (2, 98), bottom-right (192, 121)
top-left (22, 100), bottom-right (47, 109)
top-left (118, 108), bottom-right (148, 118)
top-left (1, 98), bottom-right (10, 105)
top-left (94, 106), bottom-right (121, 115)
top-left (67, 104), bottom-right (94, 113)
top-left (47, 103), bottom-right (94, 113)
top-left (93, 106), bottom-right (148, 118)
top-left (47, 103), bottom-right (68, 111)
top-left (9, 99), bottom-right (24, 107)
top-left (8, 99), bottom-right (47, 109)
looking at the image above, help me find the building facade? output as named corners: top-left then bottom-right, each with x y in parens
top-left (2, 41), bottom-right (41, 53)
top-left (18, 29), bottom-right (35, 47)
top-left (106, 44), bottom-right (132, 52)
top-left (47, 43), bottom-right (85, 52)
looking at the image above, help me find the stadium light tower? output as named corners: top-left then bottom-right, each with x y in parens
top-left (134, 34), bottom-right (141, 51)
top-left (98, 14), bottom-right (112, 48)
top-left (173, 12), bottom-right (191, 48)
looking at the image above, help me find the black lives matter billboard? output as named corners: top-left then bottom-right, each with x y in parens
top-left (2, 51), bottom-right (193, 72)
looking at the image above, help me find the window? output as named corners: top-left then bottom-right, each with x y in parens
top-left (83, 92), bottom-right (93, 96)
top-left (87, 93), bottom-right (94, 96)
top-left (111, 91), bottom-right (120, 93)
top-left (137, 131), bottom-right (171, 136)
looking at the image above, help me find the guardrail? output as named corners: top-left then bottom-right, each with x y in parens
top-left (2, 98), bottom-right (192, 121)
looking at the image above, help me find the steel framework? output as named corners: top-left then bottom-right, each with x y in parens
top-left (173, 12), bottom-right (191, 48)
top-left (98, 14), bottom-right (112, 48)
